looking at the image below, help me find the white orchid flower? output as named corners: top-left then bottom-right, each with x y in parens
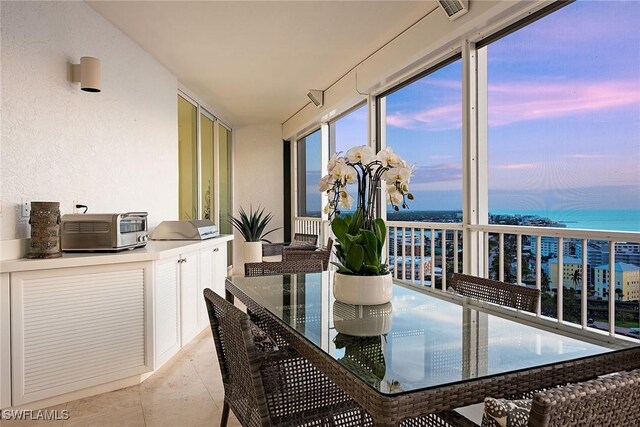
top-left (384, 166), bottom-right (412, 184)
top-left (318, 174), bottom-right (334, 192)
top-left (329, 162), bottom-right (357, 186)
top-left (327, 153), bottom-right (346, 174)
top-left (346, 145), bottom-right (375, 165)
top-left (387, 187), bottom-right (403, 205)
top-left (338, 191), bottom-right (353, 209)
top-left (376, 147), bottom-right (402, 167)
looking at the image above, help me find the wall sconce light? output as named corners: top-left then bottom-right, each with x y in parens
top-left (70, 57), bottom-right (101, 92)
top-left (307, 89), bottom-right (324, 108)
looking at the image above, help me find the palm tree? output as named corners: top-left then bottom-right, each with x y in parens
top-left (615, 288), bottom-right (623, 301)
top-left (571, 269), bottom-right (581, 289)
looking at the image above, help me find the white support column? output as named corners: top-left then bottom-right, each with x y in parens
top-left (608, 242), bottom-right (616, 336)
top-left (320, 123), bottom-right (330, 223)
top-left (462, 41), bottom-right (486, 276)
top-left (291, 139), bottom-right (299, 230)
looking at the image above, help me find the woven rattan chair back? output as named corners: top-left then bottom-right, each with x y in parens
top-left (203, 288), bottom-right (267, 427)
top-left (529, 369), bottom-right (640, 426)
top-left (283, 237), bottom-right (334, 270)
top-left (244, 259), bottom-right (323, 277)
top-left (449, 273), bottom-right (540, 313)
top-left (292, 233), bottom-right (318, 246)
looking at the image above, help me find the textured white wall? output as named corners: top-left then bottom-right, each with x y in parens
top-left (1, 1), bottom-right (178, 240)
top-left (232, 124), bottom-right (284, 271)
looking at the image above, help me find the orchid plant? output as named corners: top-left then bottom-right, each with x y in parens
top-left (318, 145), bottom-right (413, 276)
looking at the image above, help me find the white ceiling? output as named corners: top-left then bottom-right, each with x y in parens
top-left (88, 1), bottom-right (439, 126)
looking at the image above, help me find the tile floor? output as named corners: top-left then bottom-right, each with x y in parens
top-left (1, 330), bottom-right (239, 427)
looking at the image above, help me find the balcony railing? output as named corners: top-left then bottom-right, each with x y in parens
top-left (294, 217), bottom-right (640, 341)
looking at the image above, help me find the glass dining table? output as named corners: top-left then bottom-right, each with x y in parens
top-left (225, 272), bottom-right (640, 426)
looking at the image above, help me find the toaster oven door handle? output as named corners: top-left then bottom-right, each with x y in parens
top-left (122, 212), bottom-right (148, 218)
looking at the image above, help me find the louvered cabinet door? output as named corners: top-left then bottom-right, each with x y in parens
top-left (179, 251), bottom-right (200, 346)
top-left (154, 257), bottom-right (180, 368)
top-left (11, 263), bottom-right (151, 405)
top-left (198, 249), bottom-right (214, 330)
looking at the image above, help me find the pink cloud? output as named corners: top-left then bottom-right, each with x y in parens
top-left (488, 80), bottom-right (640, 126)
top-left (492, 163), bottom-right (539, 170)
top-left (386, 80), bottom-right (640, 130)
top-left (563, 154), bottom-right (607, 159)
top-left (386, 103), bottom-right (461, 131)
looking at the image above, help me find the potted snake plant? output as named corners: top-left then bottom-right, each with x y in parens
top-left (229, 206), bottom-right (280, 264)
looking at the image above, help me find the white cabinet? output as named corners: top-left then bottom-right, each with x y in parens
top-left (0, 235), bottom-right (233, 409)
top-left (10, 263), bottom-right (152, 406)
top-left (198, 244), bottom-right (228, 329)
top-left (178, 251), bottom-right (200, 346)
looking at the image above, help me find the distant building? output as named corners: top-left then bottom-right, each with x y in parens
top-left (531, 237), bottom-right (584, 258)
top-left (602, 243), bottom-right (640, 268)
top-left (593, 262), bottom-right (640, 302)
top-left (548, 256), bottom-right (587, 290)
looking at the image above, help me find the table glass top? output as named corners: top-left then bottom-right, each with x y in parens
top-left (226, 272), bottom-right (633, 395)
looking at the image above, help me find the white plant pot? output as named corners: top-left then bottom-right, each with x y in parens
top-left (333, 272), bottom-right (393, 305)
top-left (243, 241), bottom-right (263, 264)
top-left (333, 301), bottom-right (393, 336)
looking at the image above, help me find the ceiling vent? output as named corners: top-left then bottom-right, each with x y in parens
top-left (437, 0), bottom-right (469, 21)
top-left (307, 90), bottom-right (324, 108)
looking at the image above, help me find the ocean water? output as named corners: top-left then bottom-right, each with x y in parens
top-left (386, 209), bottom-right (640, 232)
top-left (489, 209), bottom-right (640, 233)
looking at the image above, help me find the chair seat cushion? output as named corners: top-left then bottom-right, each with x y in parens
top-left (481, 397), bottom-right (532, 427)
top-left (249, 321), bottom-right (278, 354)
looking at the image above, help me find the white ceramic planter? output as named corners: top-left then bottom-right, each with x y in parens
top-left (333, 301), bottom-right (393, 336)
top-left (243, 241), bottom-right (263, 264)
top-left (333, 272), bottom-right (393, 305)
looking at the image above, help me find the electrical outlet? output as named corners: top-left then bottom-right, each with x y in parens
top-left (21, 198), bottom-right (30, 218)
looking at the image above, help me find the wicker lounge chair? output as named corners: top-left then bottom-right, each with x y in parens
top-left (244, 259), bottom-right (323, 276)
top-left (203, 288), bottom-right (369, 427)
top-left (448, 273), bottom-right (540, 313)
top-left (283, 237), bottom-right (334, 270)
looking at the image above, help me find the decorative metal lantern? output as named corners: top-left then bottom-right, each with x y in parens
top-left (26, 201), bottom-right (62, 259)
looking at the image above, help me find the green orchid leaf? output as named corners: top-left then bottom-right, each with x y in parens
top-left (345, 244), bottom-right (364, 274)
top-left (331, 217), bottom-right (348, 243)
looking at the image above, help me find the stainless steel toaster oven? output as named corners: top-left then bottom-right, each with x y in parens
top-left (61, 212), bottom-right (148, 252)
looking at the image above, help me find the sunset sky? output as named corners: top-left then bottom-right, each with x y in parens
top-left (329, 0), bottom-right (640, 213)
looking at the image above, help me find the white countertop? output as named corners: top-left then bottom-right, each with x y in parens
top-left (0, 235), bottom-right (234, 273)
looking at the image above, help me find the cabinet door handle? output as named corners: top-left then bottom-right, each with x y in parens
top-left (213, 248), bottom-right (219, 252)
top-left (178, 258), bottom-right (187, 264)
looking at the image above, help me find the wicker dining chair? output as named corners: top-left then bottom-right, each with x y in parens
top-left (283, 237), bottom-right (334, 271)
top-left (448, 273), bottom-right (540, 313)
top-left (479, 369), bottom-right (640, 427)
top-left (203, 288), bottom-right (370, 427)
top-left (262, 233), bottom-right (319, 257)
top-left (244, 259), bottom-right (323, 277)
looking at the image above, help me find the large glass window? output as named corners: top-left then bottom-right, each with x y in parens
top-left (483, 1), bottom-right (640, 233)
top-left (178, 95), bottom-right (198, 220)
top-left (481, 1), bottom-right (640, 328)
top-left (378, 57), bottom-right (463, 220)
top-left (296, 129), bottom-right (322, 217)
top-left (332, 103), bottom-right (367, 154)
top-left (200, 113), bottom-right (215, 221)
top-left (329, 103), bottom-right (368, 215)
top-left (218, 124), bottom-right (233, 266)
